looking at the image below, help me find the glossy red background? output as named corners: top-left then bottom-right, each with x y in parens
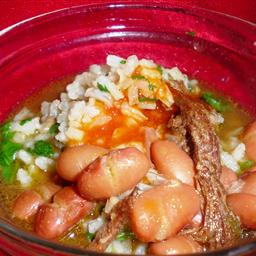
top-left (0, 0), bottom-right (255, 31)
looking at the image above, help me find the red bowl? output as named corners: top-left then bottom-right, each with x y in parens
top-left (0, 2), bottom-right (256, 255)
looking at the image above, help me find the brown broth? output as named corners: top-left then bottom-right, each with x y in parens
top-left (0, 76), bottom-right (254, 249)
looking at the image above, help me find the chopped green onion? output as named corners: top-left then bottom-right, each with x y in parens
top-left (239, 160), bottom-right (254, 172)
top-left (32, 140), bottom-right (54, 157)
top-left (86, 231), bottom-right (95, 242)
top-left (156, 64), bottom-right (163, 75)
top-left (49, 123), bottom-right (59, 135)
top-left (186, 31), bottom-right (196, 37)
top-left (0, 141), bottom-right (22, 167)
top-left (120, 60), bottom-right (126, 64)
top-left (148, 83), bottom-right (157, 91)
top-left (116, 231), bottom-right (135, 241)
top-left (0, 140), bottom-right (22, 183)
top-left (138, 97), bottom-right (157, 103)
top-left (0, 122), bottom-right (14, 141)
top-left (97, 83), bottom-right (109, 93)
top-left (131, 74), bottom-right (147, 80)
top-left (201, 92), bottom-right (228, 112)
top-left (19, 118), bottom-right (32, 126)
top-left (1, 162), bottom-right (19, 184)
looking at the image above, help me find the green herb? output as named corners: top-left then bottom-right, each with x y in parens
top-left (116, 231), bottom-right (135, 241)
top-left (138, 97), bottom-right (157, 103)
top-left (132, 74), bottom-right (157, 91)
top-left (0, 141), bottom-right (22, 183)
top-left (1, 162), bottom-right (19, 184)
top-left (49, 123), bottom-right (59, 134)
top-left (32, 140), bottom-right (54, 157)
top-left (86, 231), bottom-right (95, 242)
top-left (19, 118), bottom-right (32, 126)
top-left (148, 83), bottom-right (157, 91)
top-left (239, 160), bottom-right (254, 172)
top-left (0, 141), bottom-right (22, 167)
top-left (97, 83), bottom-right (109, 93)
top-left (120, 60), bottom-right (126, 64)
top-left (201, 92), bottom-right (228, 112)
top-left (156, 64), bottom-right (163, 75)
top-left (186, 31), bottom-right (196, 37)
top-left (131, 74), bottom-right (147, 80)
top-left (0, 122), bottom-right (14, 141)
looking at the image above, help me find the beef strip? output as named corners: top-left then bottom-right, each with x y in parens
top-left (174, 93), bottom-right (241, 249)
top-left (87, 196), bottom-right (133, 252)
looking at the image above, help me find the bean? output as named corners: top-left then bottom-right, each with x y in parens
top-left (13, 182), bottom-right (61, 220)
top-left (220, 166), bottom-right (237, 190)
top-left (243, 121), bottom-right (256, 162)
top-left (240, 171), bottom-right (256, 196)
top-left (151, 140), bottom-right (195, 186)
top-left (149, 236), bottom-right (202, 255)
top-left (35, 187), bottom-right (94, 239)
top-left (130, 181), bottom-right (200, 242)
top-left (77, 147), bottom-right (150, 200)
top-left (56, 144), bottom-right (108, 181)
top-left (13, 191), bottom-right (43, 220)
top-left (227, 193), bottom-right (256, 229)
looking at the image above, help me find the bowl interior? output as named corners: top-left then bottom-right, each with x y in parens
top-left (0, 3), bottom-right (256, 256)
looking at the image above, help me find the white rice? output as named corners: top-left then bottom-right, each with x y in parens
top-left (17, 150), bottom-right (33, 165)
top-left (35, 156), bottom-right (54, 171)
top-left (16, 168), bottom-right (32, 187)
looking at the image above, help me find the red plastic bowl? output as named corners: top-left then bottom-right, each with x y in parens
top-left (0, 2), bottom-right (256, 256)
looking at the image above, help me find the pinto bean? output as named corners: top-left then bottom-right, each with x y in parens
top-left (12, 182), bottom-right (61, 220)
top-left (56, 144), bottom-right (108, 182)
top-left (149, 236), bottom-right (202, 255)
top-left (35, 187), bottom-right (94, 239)
top-left (227, 193), bottom-right (256, 229)
top-left (77, 147), bottom-right (150, 200)
top-left (151, 140), bottom-right (195, 186)
top-left (13, 191), bottom-right (43, 220)
top-left (130, 181), bottom-right (200, 242)
top-left (243, 121), bottom-right (256, 162)
top-left (144, 127), bottom-right (158, 165)
top-left (220, 166), bottom-right (238, 190)
top-left (240, 171), bottom-right (256, 196)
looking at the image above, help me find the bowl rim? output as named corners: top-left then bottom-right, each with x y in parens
top-left (0, 2), bottom-right (256, 255)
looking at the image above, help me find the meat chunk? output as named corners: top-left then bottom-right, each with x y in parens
top-left (175, 93), bottom-right (241, 249)
top-left (87, 196), bottom-right (133, 252)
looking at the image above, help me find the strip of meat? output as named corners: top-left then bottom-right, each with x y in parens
top-left (87, 196), bottom-right (133, 252)
top-left (175, 93), bottom-right (241, 249)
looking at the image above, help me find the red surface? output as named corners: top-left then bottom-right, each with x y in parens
top-left (0, 0), bottom-right (255, 31)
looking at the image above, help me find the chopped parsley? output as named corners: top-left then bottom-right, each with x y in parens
top-left (0, 122), bottom-right (14, 141)
top-left (156, 64), bottom-right (163, 75)
top-left (0, 141), bottom-right (22, 167)
top-left (186, 31), bottom-right (196, 37)
top-left (132, 74), bottom-right (157, 91)
top-left (116, 231), bottom-right (135, 241)
top-left (201, 92), bottom-right (228, 112)
top-left (120, 60), bottom-right (126, 64)
top-left (31, 140), bottom-right (54, 157)
top-left (131, 74), bottom-right (147, 80)
top-left (0, 122), bottom-right (22, 183)
top-left (239, 160), bottom-right (254, 172)
top-left (86, 231), bottom-right (95, 242)
top-left (148, 83), bottom-right (157, 91)
top-left (49, 123), bottom-right (59, 135)
top-left (138, 97), bottom-right (157, 103)
top-left (97, 82), bottom-right (109, 93)
top-left (19, 117), bottom-right (32, 126)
